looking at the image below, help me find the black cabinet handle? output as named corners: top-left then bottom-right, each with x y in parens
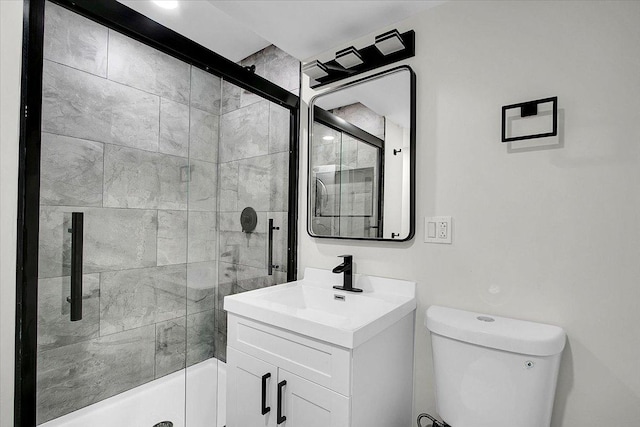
top-left (66, 212), bottom-right (83, 321)
top-left (261, 373), bottom-right (271, 415)
top-left (277, 380), bottom-right (287, 424)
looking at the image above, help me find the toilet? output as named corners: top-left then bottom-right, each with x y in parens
top-left (425, 306), bottom-right (566, 427)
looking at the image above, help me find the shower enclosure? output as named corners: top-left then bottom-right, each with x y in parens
top-left (15, 1), bottom-right (299, 426)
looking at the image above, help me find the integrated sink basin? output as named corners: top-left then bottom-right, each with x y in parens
top-left (224, 267), bottom-right (416, 348)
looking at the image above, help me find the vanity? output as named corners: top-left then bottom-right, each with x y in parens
top-left (224, 268), bottom-right (416, 427)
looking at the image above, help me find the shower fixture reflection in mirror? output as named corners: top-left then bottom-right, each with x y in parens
top-left (308, 66), bottom-right (416, 241)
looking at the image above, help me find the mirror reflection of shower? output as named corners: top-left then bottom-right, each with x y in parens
top-left (309, 67), bottom-right (414, 240)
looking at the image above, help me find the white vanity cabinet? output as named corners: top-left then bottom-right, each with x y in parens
top-left (226, 312), bottom-right (415, 427)
top-left (227, 347), bottom-right (349, 427)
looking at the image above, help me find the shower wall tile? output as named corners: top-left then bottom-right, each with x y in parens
top-left (37, 274), bottom-right (100, 352)
top-left (44, 2), bottom-right (108, 77)
top-left (219, 231), bottom-right (266, 270)
top-left (155, 317), bottom-right (186, 378)
top-left (240, 44), bottom-right (300, 93)
top-left (312, 125), bottom-right (341, 167)
top-left (40, 132), bottom-right (104, 207)
top-left (340, 136), bottom-right (359, 169)
top-left (187, 261), bottom-right (217, 314)
top-left (186, 310), bottom-right (216, 367)
top-left (103, 144), bottom-right (188, 210)
top-left (356, 142), bottom-right (379, 168)
top-left (221, 80), bottom-right (241, 114)
top-left (331, 102), bottom-right (385, 139)
top-left (42, 60), bottom-right (160, 152)
top-left (311, 217), bottom-right (340, 236)
top-left (100, 264), bottom-right (187, 336)
top-left (188, 211), bottom-right (217, 263)
top-left (261, 45), bottom-right (300, 92)
top-left (237, 152), bottom-right (288, 212)
top-left (190, 67), bottom-right (222, 114)
top-left (107, 31), bottom-right (190, 104)
top-left (217, 264), bottom-right (285, 310)
top-left (159, 98), bottom-right (190, 157)
top-left (269, 104), bottom-right (290, 154)
top-left (219, 101), bottom-right (269, 162)
top-left (214, 309), bottom-right (227, 362)
top-left (38, 206), bottom-right (157, 278)
top-left (218, 162), bottom-right (239, 212)
top-left (190, 107), bottom-right (219, 163)
top-left (237, 156), bottom-right (271, 212)
top-left (36, 325), bottom-right (155, 424)
top-left (267, 151), bottom-right (289, 212)
top-left (240, 50), bottom-right (267, 80)
top-left (157, 210), bottom-right (188, 266)
top-left (188, 160), bottom-right (218, 211)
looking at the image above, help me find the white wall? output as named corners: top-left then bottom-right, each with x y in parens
top-left (382, 119), bottom-right (409, 239)
top-left (0, 1), bottom-right (23, 425)
top-left (299, 1), bottom-right (640, 426)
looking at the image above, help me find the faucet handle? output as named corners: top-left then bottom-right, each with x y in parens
top-left (337, 254), bottom-right (352, 259)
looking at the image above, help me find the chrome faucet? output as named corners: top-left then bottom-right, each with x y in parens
top-left (332, 255), bottom-right (362, 293)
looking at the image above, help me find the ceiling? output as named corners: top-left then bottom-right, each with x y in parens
top-left (117, 1), bottom-right (444, 62)
top-left (117, 1), bottom-right (270, 62)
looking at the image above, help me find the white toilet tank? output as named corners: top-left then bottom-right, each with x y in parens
top-left (425, 306), bottom-right (566, 427)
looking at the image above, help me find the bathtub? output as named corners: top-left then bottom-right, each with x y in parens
top-left (41, 358), bottom-right (226, 427)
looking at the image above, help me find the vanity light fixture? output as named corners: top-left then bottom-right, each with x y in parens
top-left (152, 0), bottom-right (179, 9)
top-left (308, 29), bottom-right (415, 89)
top-left (322, 135), bottom-right (335, 141)
top-left (302, 60), bottom-right (329, 81)
top-left (335, 46), bottom-right (364, 69)
top-left (374, 29), bottom-right (406, 55)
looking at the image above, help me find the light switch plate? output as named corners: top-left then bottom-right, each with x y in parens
top-left (425, 216), bottom-right (452, 244)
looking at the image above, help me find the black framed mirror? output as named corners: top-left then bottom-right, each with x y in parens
top-left (308, 66), bottom-right (416, 241)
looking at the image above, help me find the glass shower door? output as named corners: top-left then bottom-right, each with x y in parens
top-left (209, 76), bottom-right (292, 366)
top-left (36, 3), bottom-right (294, 427)
top-left (37, 2), bottom-right (202, 425)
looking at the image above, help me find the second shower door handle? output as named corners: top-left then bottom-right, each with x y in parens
top-left (261, 372), bottom-right (271, 415)
top-left (268, 219), bottom-right (280, 276)
top-left (67, 212), bottom-right (84, 322)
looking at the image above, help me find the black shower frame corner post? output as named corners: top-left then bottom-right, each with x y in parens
top-left (14, 0), bottom-right (301, 425)
top-left (15, 0), bottom-right (45, 426)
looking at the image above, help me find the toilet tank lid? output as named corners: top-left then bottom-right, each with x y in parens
top-left (425, 306), bottom-right (566, 356)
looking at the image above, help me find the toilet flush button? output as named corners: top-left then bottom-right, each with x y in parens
top-left (477, 316), bottom-right (495, 322)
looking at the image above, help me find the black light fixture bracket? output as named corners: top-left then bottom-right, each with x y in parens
top-left (309, 30), bottom-right (415, 89)
top-left (501, 96), bottom-right (558, 143)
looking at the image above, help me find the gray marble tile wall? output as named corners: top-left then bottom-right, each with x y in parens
top-left (215, 44), bottom-right (298, 362)
top-left (37, 5), bottom-right (298, 421)
top-left (330, 102), bottom-right (385, 139)
top-left (311, 104), bottom-right (383, 238)
top-left (36, 3), bottom-right (221, 424)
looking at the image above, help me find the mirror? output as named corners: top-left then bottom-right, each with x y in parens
top-left (308, 66), bottom-right (415, 241)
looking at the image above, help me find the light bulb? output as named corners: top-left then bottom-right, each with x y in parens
top-left (152, 0), bottom-right (179, 10)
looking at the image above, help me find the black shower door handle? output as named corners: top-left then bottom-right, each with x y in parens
top-left (268, 219), bottom-right (280, 276)
top-left (261, 372), bottom-right (271, 415)
top-left (66, 212), bottom-right (83, 321)
top-left (277, 380), bottom-right (287, 424)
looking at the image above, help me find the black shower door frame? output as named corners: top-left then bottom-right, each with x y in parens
top-left (14, 1), bottom-right (300, 425)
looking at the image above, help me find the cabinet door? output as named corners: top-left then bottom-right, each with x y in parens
top-left (227, 347), bottom-right (276, 427)
top-left (276, 369), bottom-right (349, 427)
